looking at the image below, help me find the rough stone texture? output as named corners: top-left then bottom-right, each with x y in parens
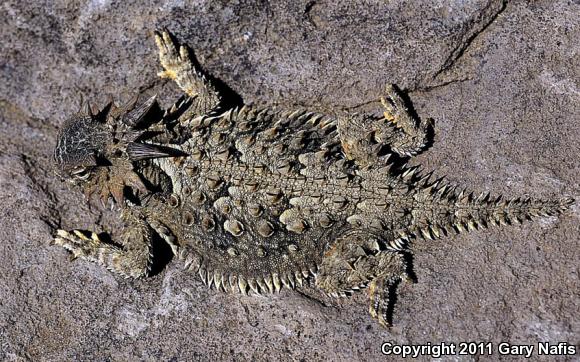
top-left (0, 0), bottom-right (578, 360)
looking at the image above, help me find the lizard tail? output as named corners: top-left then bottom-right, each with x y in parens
top-left (389, 178), bottom-right (574, 248)
top-left (442, 192), bottom-right (573, 231)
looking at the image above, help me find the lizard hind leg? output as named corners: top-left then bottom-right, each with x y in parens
top-left (314, 229), bottom-right (412, 327)
top-left (366, 254), bottom-right (411, 327)
top-left (337, 85), bottom-right (433, 166)
top-left (377, 84), bottom-right (433, 157)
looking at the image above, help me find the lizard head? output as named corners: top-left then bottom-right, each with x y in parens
top-left (53, 95), bottom-right (182, 204)
top-left (53, 95), bottom-right (159, 183)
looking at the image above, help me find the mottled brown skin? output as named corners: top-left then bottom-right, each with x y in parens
top-left (53, 30), bottom-right (573, 327)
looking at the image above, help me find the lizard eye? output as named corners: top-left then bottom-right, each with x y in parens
top-left (71, 167), bottom-right (92, 181)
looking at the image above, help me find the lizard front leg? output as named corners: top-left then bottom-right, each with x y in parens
top-left (155, 29), bottom-right (222, 118)
top-left (52, 209), bottom-right (155, 278)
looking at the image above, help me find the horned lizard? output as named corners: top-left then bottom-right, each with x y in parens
top-left (52, 30), bottom-right (573, 327)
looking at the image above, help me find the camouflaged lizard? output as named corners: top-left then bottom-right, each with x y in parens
top-left (52, 30), bottom-right (574, 327)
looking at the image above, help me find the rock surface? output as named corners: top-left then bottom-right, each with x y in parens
top-left (0, 0), bottom-right (578, 360)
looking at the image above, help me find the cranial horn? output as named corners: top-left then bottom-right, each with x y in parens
top-left (121, 94), bottom-right (158, 128)
top-left (84, 101), bottom-right (93, 116)
top-left (79, 100), bottom-right (99, 117)
top-left (76, 93), bottom-right (89, 116)
top-left (93, 102), bottom-right (114, 123)
top-left (126, 142), bottom-right (185, 161)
